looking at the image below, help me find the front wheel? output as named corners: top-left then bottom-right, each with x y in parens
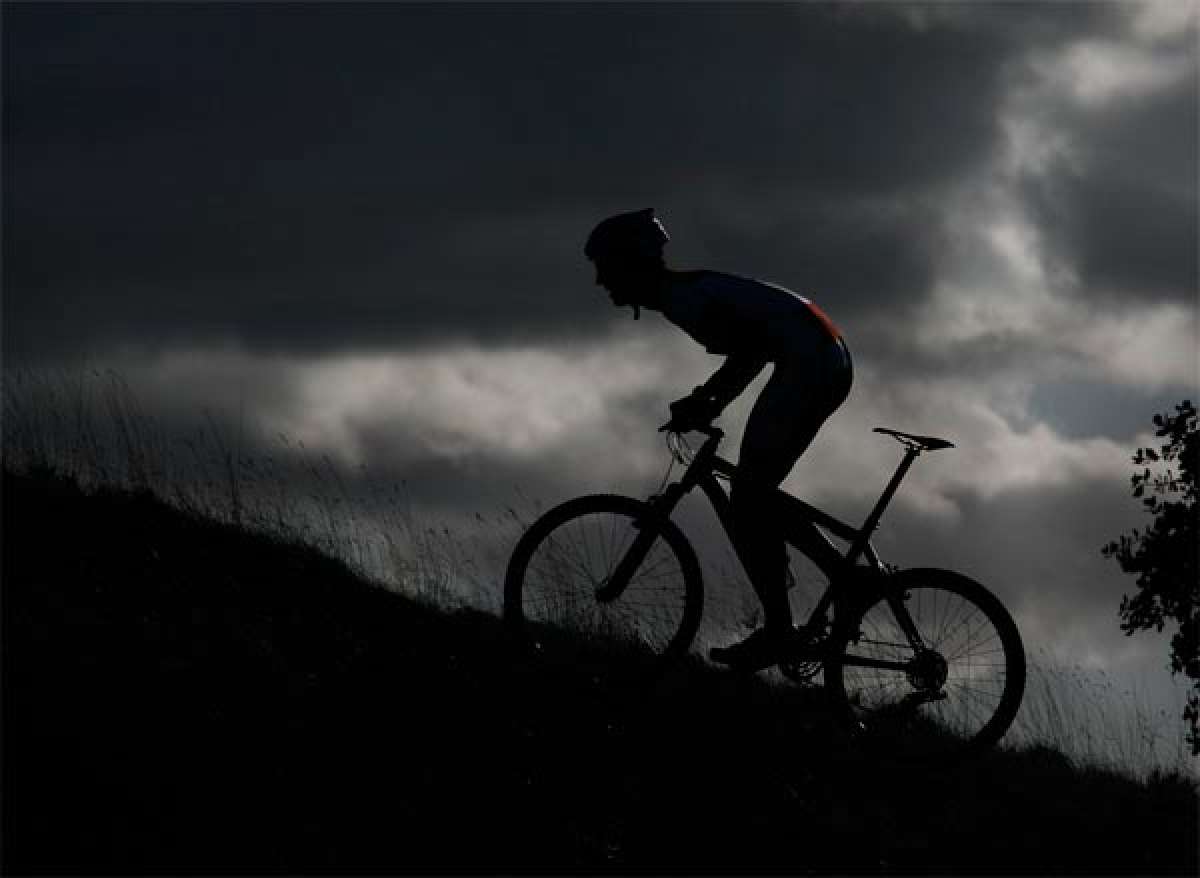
top-left (824, 568), bottom-right (1025, 758)
top-left (503, 494), bottom-right (704, 686)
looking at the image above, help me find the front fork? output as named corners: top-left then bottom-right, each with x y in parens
top-left (593, 485), bottom-right (684, 604)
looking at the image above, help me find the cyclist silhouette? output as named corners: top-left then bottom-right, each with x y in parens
top-left (585, 208), bottom-right (854, 671)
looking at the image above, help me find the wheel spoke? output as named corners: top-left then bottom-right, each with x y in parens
top-left (828, 571), bottom-right (1024, 756)
top-left (507, 498), bottom-right (701, 675)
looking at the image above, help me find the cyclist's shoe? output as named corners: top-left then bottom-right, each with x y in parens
top-left (709, 626), bottom-right (816, 672)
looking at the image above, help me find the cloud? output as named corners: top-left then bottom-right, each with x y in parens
top-left (256, 341), bottom-right (671, 468)
top-left (96, 328), bottom-right (714, 491)
top-left (782, 365), bottom-right (1130, 517)
top-left (87, 325), bottom-right (1164, 552)
top-left (849, 24), bottom-right (1198, 400)
top-left (1035, 38), bottom-right (1193, 107)
top-left (8, 3), bottom-right (1190, 374)
top-left (5, 3), bottom-right (1026, 360)
top-left (1127, 0), bottom-right (1199, 42)
top-left (1002, 14), bottom-right (1198, 306)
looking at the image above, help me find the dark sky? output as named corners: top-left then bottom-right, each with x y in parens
top-left (4, 2), bottom-right (1198, 722)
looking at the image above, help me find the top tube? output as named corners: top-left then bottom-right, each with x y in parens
top-left (666, 422), bottom-right (888, 570)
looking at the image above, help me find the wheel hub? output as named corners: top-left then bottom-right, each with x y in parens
top-left (907, 649), bottom-right (949, 692)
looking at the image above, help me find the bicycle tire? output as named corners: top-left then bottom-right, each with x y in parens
top-left (503, 494), bottom-right (704, 684)
top-left (824, 567), bottom-right (1025, 758)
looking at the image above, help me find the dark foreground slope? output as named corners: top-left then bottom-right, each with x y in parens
top-left (3, 468), bottom-right (1196, 875)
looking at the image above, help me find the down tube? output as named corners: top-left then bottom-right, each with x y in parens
top-left (695, 472), bottom-right (732, 529)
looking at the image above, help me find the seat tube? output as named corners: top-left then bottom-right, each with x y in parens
top-left (846, 449), bottom-right (920, 564)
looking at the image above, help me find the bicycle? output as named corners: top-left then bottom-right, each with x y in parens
top-left (503, 423), bottom-right (1026, 756)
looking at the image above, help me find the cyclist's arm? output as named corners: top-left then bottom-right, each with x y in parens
top-left (695, 354), bottom-right (768, 410)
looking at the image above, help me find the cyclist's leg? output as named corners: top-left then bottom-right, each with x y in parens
top-left (785, 340), bottom-right (854, 581)
top-left (730, 343), bottom-right (852, 631)
top-left (730, 369), bottom-right (825, 632)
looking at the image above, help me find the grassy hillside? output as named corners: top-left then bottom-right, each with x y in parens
top-left (3, 466), bottom-right (1196, 874)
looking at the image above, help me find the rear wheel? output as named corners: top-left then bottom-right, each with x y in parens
top-left (503, 494), bottom-right (704, 687)
top-left (824, 568), bottom-right (1025, 759)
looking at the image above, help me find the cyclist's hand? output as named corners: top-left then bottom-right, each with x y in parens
top-left (666, 392), bottom-right (720, 433)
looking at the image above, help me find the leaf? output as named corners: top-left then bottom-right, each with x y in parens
top-left (1105, 398), bottom-right (1198, 746)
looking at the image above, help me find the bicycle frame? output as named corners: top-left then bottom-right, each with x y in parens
top-left (597, 425), bottom-right (927, 643)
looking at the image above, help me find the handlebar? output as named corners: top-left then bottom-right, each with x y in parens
top-left (658, 422), bottom-right (724, 440)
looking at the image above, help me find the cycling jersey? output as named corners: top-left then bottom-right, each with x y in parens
top-left (658, 270), bottom-right (842, 361)
top-left (656, 270), bottom-right (849, 407)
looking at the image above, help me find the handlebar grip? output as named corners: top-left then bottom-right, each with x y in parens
top-left (659, 421), bottom-right (724, 438)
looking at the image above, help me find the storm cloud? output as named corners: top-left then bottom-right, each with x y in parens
top-left (6, 1), bottom-right (1089, 359)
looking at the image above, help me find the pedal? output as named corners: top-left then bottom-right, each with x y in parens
top-left (780, 659), bottom-right (822, 683)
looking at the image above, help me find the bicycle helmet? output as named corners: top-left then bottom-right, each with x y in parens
top-left (584, 208), bottom-right (669, 263)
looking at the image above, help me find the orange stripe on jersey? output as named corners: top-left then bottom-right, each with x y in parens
top-left (800, 297), bottom-right (842, 340)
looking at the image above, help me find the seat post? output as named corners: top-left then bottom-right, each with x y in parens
top-left (845, 447), bottom-right (921, 565)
